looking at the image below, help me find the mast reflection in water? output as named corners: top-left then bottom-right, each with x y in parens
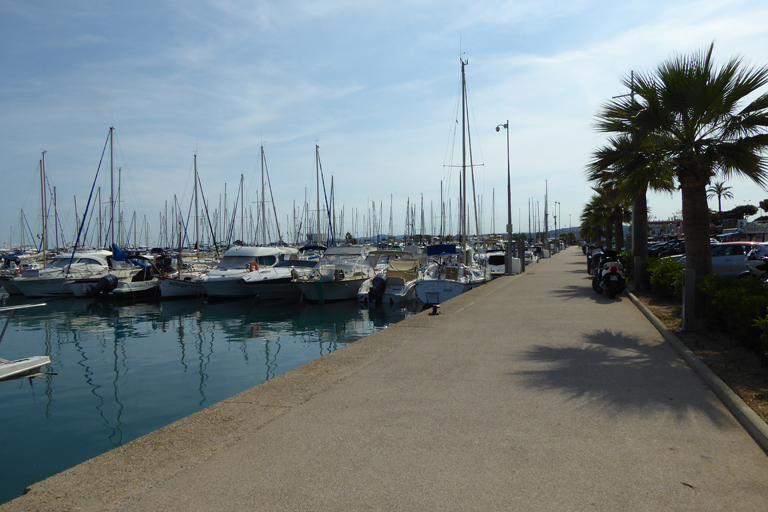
top-left (0, 295), bottom-right (419, 505)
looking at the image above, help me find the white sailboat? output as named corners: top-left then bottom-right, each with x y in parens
top-left (414, 57), bottom-right (490, 305)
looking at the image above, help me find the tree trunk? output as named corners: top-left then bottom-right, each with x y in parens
top-left (605, 225), bottom-right (613, 250)
top-left (681, 182), bottom-right (713, 277)
top-left (632, 189), bottom-right (649, 291)
top-left (614, 216), bottom-right (624, 251)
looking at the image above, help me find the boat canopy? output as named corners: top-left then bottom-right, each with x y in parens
top-left (323, 246), bottom-right (368, 256)
top-left (426, 244), bottom-right (457, 256)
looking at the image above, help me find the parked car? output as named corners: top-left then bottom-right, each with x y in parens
top-left (679, 241), bottom-right (763, 277)
top-left (649, 240), bottom-right (679, 257)
top-left (656, 240), bottom-right (686, 258)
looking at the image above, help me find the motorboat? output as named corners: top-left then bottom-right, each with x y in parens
top-left (294, 245), bottom-right (375, 303)
top-left (0, 252), bottom-right (48, 296)
top-left (478, 241), bottom-right (508, 277)
top-left (200, 245), bottom-right (298, 299)
top-left (414, 244), bottom-right (490, 306)
top-left (357, 250), bottom-right (420, 305)
top-left (13, 249), bottom-right (139, 299)
top-left (239, 259), bottom-right (317, 301)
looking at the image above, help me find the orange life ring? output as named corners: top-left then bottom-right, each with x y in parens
top-left (249, 261), bottom-right (259, 272)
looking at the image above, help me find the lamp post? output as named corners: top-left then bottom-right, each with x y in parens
top-left (496, 120), bottom-right (512, 274)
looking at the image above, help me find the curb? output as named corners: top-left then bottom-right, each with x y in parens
top-left (627, 291), bottom-right (768, 456)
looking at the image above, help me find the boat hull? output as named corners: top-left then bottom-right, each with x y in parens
top-left (0, 356), bottom-right (51, 381)
top-left (201, 275), bottom-right (252, 299)
top-left (13, 277), bottom-right (73, 298)
top-left (0, 276), bottom-right (23, 296)
top-left (159, 277), bottom-right (207, 299)
top-left (415, 278), bottom-right (482, 306)
top-left (298, 278), bottom-right (367, 303)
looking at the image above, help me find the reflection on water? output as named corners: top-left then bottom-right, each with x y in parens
top-left (0, 295), bottom-right (420, 505)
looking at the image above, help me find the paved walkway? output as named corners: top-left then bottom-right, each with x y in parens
top-left (5, 247), bottom-right (768, 511)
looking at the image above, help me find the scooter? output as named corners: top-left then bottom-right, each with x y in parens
top-left (591, 250), bottom-right (626, 299)
top-left (587, 246), bottom-right (603, 275)
top-left (738, 251), bottom-right (768, 281)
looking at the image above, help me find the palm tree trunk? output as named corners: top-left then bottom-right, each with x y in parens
top-left (614, 217), bottom-right (624, 251)
top-left (632, 189), bottom-right (649, 291)
top-left (605, 225), bottom-right (613, 250)
top-left (681, 182), bottom-right (713, 277)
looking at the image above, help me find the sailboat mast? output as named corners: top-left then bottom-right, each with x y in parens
top-left (261, 146), bottom-right (267, 245)
top-left (194, 153), bottom-right (199, 257)
top-left (316, 145), bottom-right (321, 245)
top-left (240, 173), bottom-right (244, 243)
top-left (109, 127), bottom-right (114, 247)
top-left (461, 58), bottom-right (468, 263)
top-left (40, 151), bottom-right (48, 264)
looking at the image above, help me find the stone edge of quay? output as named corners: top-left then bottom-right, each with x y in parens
top-left (627, 290), bottom-right (768, 456)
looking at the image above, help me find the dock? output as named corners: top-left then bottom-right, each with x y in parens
top-left (4, 246), bottom-right (768, 511)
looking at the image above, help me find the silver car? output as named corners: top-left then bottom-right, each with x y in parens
top-left (679, 242), bottom-right (761, 277)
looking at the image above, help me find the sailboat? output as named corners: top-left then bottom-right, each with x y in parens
top-left (415, 57), bottom-right (490, 306)
top-left (158, 154), bottom-right (213, 300)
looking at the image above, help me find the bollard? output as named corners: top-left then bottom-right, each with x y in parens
top-left (680, 269), bottom-right (695, 331)
top-left (518, 239), bottom-right (526, 273)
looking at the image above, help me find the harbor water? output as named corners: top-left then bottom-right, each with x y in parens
top-left (0, 294), bottom-right (420, 505)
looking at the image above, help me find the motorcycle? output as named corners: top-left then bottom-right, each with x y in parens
top-left (591, 250), bottom-right (626, 299)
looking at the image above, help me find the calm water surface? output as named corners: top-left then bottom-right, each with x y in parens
top-left (0, 295), bottom-right (420, 505)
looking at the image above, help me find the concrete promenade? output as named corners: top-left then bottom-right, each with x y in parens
top-left (5, 246), bottom-right (768, 511)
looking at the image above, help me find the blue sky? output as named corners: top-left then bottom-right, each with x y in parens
top-left (3, 0), bottom-right (768, 247)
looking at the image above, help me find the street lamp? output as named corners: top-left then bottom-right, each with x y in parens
top-left (496, 121), bottom-right (512, 275)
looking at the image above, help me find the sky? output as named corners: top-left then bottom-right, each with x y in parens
top-left (3, 0), bottom-right (768, 248)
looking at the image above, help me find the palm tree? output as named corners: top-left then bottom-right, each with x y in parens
top-left (580, 187), bottom-right (630, 250)
top-left (594, 43), bottom-right (768, 277)
top-left (706, 181), bottom-right (734, 224)
top-left (587, 129), bottom-right (676, 290)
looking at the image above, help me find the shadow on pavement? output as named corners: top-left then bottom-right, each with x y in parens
top-left (511, 329), bottom-right (730, 426)
top-left (549, 283), bottom-right (625, 303)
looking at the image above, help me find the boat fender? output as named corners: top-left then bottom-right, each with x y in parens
top-left (249, 261), bottom-right (259, 272)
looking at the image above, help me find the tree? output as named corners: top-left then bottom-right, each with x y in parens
top-left (593, 43), bottom-right (768, 277)
top-left (723, 204), bottom-right (758, 220)
top-left (706, 181), bottom-right (734, 224)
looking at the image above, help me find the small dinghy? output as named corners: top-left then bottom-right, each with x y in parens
top-left (0, 303), bottom-right (51, 381)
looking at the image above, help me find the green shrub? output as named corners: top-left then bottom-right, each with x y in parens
top-left (697, 275), bottom-right (768, 355)
top-left (620, 250), bottom-right (633, 279)
top-left (645, 257), bottom-right (684, 300)
top-left (754, 309), bottom-right (768, 355)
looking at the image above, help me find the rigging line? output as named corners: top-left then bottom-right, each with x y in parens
top-left (225, 178), bottom-right (243, 249)
top-left (465, 82), bottom-right (480, 237)
top-left (111, 132), bottom-right (147, 219)
top-left (262, 153), bottom-right (283, 245)
top-left (465, 80), bottom-right (488, 224)
top-left (316, 156), bottom-right (335, 247)
top-left (196, 171), bottom-right (220, 257)
top-left (68, 129), bottom-right (111, 271)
